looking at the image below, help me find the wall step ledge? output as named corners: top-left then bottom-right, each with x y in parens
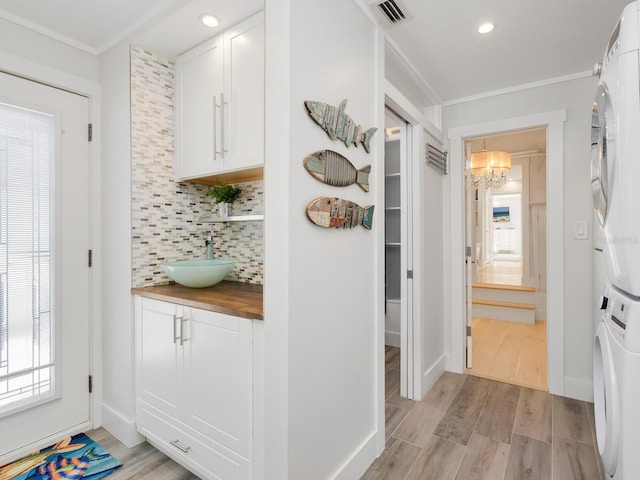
top-left (472, 282), bottom-right (536, 293)
top-left (472, 298), bottom-right (535, 310)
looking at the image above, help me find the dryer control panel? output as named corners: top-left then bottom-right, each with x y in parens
top-left (611, 297), bottom-right (627, 331)
top-left (604, 286), bottom-right (640, 353)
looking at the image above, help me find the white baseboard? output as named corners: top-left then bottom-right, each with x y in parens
top-left (421, 354), bottom-right (447, 399)
top-left (101, 403), bottom-right (145, 448)
top-left (564, 377), bottom-right (594, 402)
top-left (385, 331), bottom-right (400, 348)
top-left (331, 431), bottom-right (378, 480)
top-left (0, 421), bottom-right (92, 467)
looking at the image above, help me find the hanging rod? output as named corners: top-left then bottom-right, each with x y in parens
top-left (426, 143), bottom-right (448, 175)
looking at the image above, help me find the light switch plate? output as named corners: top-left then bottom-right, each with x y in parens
top-left (574, 220), bottom-right (589, 240)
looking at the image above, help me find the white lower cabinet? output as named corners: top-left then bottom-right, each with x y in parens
top-left (134, 296), bottom-right (253, 479)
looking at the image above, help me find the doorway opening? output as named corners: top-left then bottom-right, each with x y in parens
top-left (465, 128), bottom-right (548, 391)
top-left (383, 107), bottom-right (411, 404)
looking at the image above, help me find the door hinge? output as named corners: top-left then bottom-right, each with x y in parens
top-left (407, 270), bottom-right (413, 279)
top-left (88, 249), bottom-right (93, 267)
top-left (465, 246), bottom-right (472, 257)
top-left (89, 375), bottom-right (93, 393)
top-left (466, 326), bottom-right (472, 336)
top-left (88, 123), bottom-right (93, 142)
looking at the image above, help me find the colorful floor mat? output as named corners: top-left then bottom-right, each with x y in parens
top-left (0, 433), bottom-right (121, 480)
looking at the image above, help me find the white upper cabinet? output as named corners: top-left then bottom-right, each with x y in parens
top-left (174, 11), bottom-right (264, 181)
top-left (175, 35), bottom-right (224, 179)
top-left (224, 13), bottom-right (264, 172)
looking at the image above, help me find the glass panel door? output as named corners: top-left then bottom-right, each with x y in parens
top-left (0, 71), bottom-right (90, 465)
top-left (0, 103), bottom-right (55, 413)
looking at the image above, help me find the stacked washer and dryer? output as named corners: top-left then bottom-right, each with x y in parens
top-left (592, 2), bottom-right (640, 479)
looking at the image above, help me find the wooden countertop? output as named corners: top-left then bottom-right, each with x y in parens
top-left (131, 281), bottom-right (263, 320)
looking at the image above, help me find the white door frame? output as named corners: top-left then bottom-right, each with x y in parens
top-left (447, 110), bottom-right (566, 395)
top-left (0, 53), bottom-right (102, 433)
top-left (385, 81), bottom-right (442, 399)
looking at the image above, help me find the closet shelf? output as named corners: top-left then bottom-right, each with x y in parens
top-left (385, 242), bottom-right (401, 247)
top-left (385, 207), bottom-right (401, 211)
top-left (385, 172), bottom-right (401, 178)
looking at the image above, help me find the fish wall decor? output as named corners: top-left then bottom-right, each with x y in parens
top-left (304, 99), bottom-right (377, 153)
top-left (303, 150), bottom-right (371, 192)
top-left (306, 196), bottom-right (374, 230)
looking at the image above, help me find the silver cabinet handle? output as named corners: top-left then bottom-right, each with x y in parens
top-left (173, 315), bottom-right (179, 344)
top-left (220, 92), bottom-right (227, 158)
top-left (179, 316), bottom-right (189, 346)
top-left (213, 95), bottom-right (220, 160)
top-left (169, 439), bottom-right (190, 453)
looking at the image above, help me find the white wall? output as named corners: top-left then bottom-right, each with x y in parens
top-left (98, 42), bottom-right (142, 446)
top-left (444, 76), bottom-right (597, 400)
top-left (264, 0), bottom-right (383, 478)
top-left (0, 18), bottom-right (99, 84)
top-left (420, 128), bottom-right (446, 396)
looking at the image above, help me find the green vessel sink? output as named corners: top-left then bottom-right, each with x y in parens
top-left (162, 259), bottom-right (235, 288)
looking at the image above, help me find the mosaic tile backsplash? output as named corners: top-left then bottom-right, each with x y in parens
top-left (130, 46), bottom-right (264, 287)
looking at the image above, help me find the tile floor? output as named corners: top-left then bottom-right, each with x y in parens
top-left (362, 346), bottom-right (604, 480)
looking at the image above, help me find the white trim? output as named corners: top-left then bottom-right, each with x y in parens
top-left (385, 331), bottom-right (401, 348)
top-left (252, 321), bottom-right (265, 480)
top-left (385, 80), bottom-right (443, 142)
top-left (443, 71), bottom-right (592, 106)
top-left (352, 0), bottom-right (383, 26)
top-left (421, 354), bottom-right (447, 398)
top-left (0, 9), bottom-right (100, 55)
top-left (374, 28), bottom-right (387, 457)
top-left (0, 0), bottom-right (184, 55)
top-left (385, 37), bottom-right (442, 107)
top-left (383, 82), bottom-right (439, 405)
top-left (101, 403), bottom-right (145, 448)
top-left (564, 377), bottom-right (595, 402)
top-left (0, 52), bottom-right (100, 98)
top-left (331, 432), bottom-right (378, 480)
top-left (447, 110), bottom-right (567, 396)
top-left (0, 421), bottom-right (93, 466)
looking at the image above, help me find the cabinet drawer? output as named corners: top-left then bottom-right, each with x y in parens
top-left (138, 403), bottom-right (250, 480)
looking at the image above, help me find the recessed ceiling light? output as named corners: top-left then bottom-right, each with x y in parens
top-left (200, 14), bottom-right (219, 28)
top-left (478, 22), bottom-right (494, 34)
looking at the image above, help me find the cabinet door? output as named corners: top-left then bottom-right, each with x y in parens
top-left (175, 35), bottom-right (224, 179)
top-left (184, 308), bottom-right (253, 459)
top-left (223, 12), bottom-right (264, 171)
top-left (136, 298), bottom-right (183, 418)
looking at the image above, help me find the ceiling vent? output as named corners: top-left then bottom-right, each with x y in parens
top-left (377, 0), bottom-right (406, 25)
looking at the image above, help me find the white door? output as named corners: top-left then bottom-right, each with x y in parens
top-left (0, 72), bottom-right (91, 463)
top-left (532, 205), bottom-right (547, 291)
top-left (464, 143), bottom-right (473, 368)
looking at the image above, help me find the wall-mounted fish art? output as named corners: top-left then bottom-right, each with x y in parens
top-left (304, 99), bottom-right (377, 153)
top-left (303, 150), bottom-right (371, 192)
top-left (306, 197), bottom-right (374, 230)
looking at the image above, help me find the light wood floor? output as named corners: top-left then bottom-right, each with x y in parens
top-left (365, 346), bottom-right (604, 480)
top-left (83, 346), bottom-right (595, 480)
top-left (467, 317), bottom-right (547, 391)
top-left (472, 258), bottom-right (547, 391)
top-left (476, 259), bottom-right (522, 286)
top-left (84, 427), bottom-right (198, 480)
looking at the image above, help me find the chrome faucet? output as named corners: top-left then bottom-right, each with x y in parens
top-left (205, 235), bottom-right (214, 259)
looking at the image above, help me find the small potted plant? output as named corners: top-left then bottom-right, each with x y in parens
top-left (206, 183), bottom-right (242, 217)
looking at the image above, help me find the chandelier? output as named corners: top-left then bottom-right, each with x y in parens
top-left (469, 139), bottom-right (511, 189)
